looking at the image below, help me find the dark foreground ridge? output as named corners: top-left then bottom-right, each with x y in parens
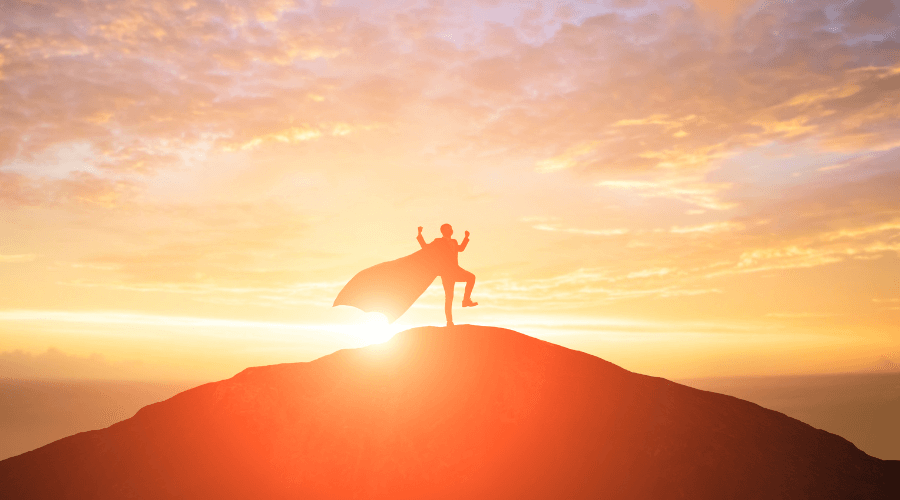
top-left (2, 326), bottom-right (898, 499)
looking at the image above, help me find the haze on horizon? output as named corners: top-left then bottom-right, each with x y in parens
top-left (1, 0), bottom-right (899, 381)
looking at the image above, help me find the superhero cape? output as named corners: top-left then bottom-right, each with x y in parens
top-left (333, 246), bottom-right (439, 323)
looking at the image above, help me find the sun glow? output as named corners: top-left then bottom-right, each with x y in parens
top-left (0, 310), bottom-right (410, 380)
top-left (347, 313), bottom-right (403, 346)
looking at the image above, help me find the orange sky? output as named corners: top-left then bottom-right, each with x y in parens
top-left (1, 0), bottom-right (898, 381)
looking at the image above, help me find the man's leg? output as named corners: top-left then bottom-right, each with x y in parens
top-left (459, 268), bottom-right (477, 307)
top-left (441, 275), bottom-right (454, 326)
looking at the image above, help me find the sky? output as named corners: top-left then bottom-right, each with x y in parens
top-left (1, 0), bottom-right (898, 381)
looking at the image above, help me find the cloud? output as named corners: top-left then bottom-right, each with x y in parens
top-left (839, 0), bottom-right (900, 35)
top-left (62, 280), bottom-right (342, 309)
top-left (0, 170), bottom-right (134, 208)
top-left (0, 348), bottom-right (145, 380)
top-left (820, 220), bottom-right (900, 241)
top-left (531, 223), bottom-right (629, 236)
top-left (442, 1), bottom-right (900, 218)
top-left (0, 173), bottom-right (41, 207)
top-left (2, 0), bottom-right (898, 206)
top-left (596, 179), bottom-right (736, 210)
top-left (670, 221), bottom-right (743, 234)
top-left (0, 0), bottom-right (898, 334)
top-left (703, 236), bottom-right (900, 278)
top-left (67, 201), bottom-right (314, 287)
top-left (765, 312), bottom-right (838, 319)
top-left (466, 264), bottom-right (721, 309)
top-left (0, 254), bottom-right (37, 263)
top-left (873, 297), bottom-right (900, 311)
top-left (0, 0), bottom-right (392, 185)
top-left (510, 146), bottom-right (900, 305)
top-left (692, 0), bottom-right (760, 21)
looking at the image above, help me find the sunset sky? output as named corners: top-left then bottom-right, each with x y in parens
top-left (1, 0), bottom-right (898, 381)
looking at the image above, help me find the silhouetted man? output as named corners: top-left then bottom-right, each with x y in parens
top-left (333, 224), bottom-right (478, 325)
top-left (418, 224), bottom-right (477, 326)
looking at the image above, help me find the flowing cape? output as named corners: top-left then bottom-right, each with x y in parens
top-left (333, 247), bottom-right (439, 323)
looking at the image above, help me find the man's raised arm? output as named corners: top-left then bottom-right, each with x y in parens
top-left (459, 230), bottom-right (470, 251)
top-left (417, 226), bottom-right (427, 249)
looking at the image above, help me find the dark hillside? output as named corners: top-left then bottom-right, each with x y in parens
top-left (1, 325), bottom-right (897, 499)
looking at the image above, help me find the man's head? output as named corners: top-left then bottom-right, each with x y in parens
top-left (440, 224), bottom-right (453, 237)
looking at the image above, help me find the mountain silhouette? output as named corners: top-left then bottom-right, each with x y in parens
top-left (1, 325), bottom-right (898, 499)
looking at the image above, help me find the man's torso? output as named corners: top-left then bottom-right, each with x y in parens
top-left (430, 238), bottom-right (459, 270)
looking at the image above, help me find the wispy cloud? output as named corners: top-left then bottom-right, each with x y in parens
top-left (596, 180), bottom-right (736, 210)
top-left (670, 222), bottom-right (743, 234)
top-left (0, 254), bottom-right (36, 263)
top-left (531, 224), bottom-right (629, 236)
top-left (0, 347), bottom-right (145, 380)
top-left (61, 281), bottom-right (342, 308)
top-left (765, 312), bottom-right (838, 319)
top-left (0, 310), bottom-right (348, 333)
top-left (819, 220), bottom-right (900, 241)
top-left (717, 240), bottom-right (900, 277)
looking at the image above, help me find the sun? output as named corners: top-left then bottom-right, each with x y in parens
top-left (347, 312), bottom-right (398, 346)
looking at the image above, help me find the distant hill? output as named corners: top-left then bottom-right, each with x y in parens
top-left (1, 325), bottom-right (897, 499)
top-left (0, 379), bottom-right (199, 461)
top-left (679, 372), bottom-right (900, 461)
top-left (868, 356), bottom-right (900, 373)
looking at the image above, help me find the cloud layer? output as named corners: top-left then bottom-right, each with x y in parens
top-left (1, 0), bottom-right (898, 377)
